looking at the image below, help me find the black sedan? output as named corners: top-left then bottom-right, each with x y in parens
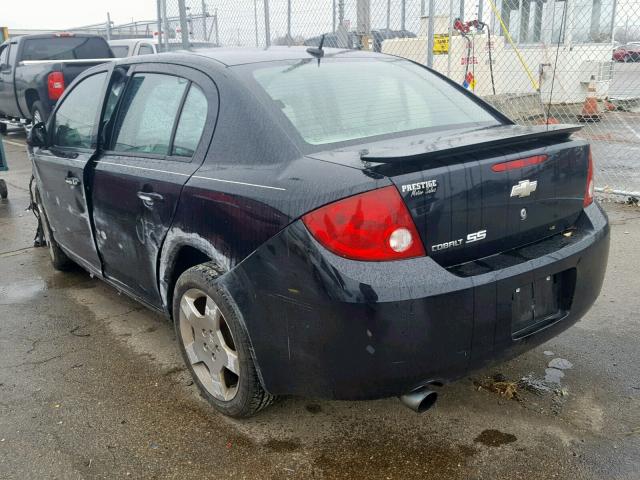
top-left (28, 47), bottom-right (609, 417)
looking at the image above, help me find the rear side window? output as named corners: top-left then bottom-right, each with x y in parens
top-left (110, 45), bottom-right (130, 58)
top-left (172, 85), bottom-right (207, 157)
top-left (21, 37), bottom-right (112, 61)
top-left (246, 58), bottom-right (499, 146)
top-left (111, 73), bottom-right (188, 155)
top-left (53, 72), bottom-right (108, 148)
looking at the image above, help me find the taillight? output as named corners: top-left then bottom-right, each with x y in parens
top-left (584, 148), bottom-right (594, 207)
top-left (302, 185), bottom-right (426, 261)
top-left (47, 72), bottom-right (65, 100)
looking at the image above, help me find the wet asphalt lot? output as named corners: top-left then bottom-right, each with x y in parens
top-left (1, 130), bottom-right (639, 479)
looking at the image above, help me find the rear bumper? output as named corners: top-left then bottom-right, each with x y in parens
top-left (222, 202), bottom-right (610, 400)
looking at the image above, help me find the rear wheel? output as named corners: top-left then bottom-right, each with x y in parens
top-left (0, 180), bottom-right (7, 199)
top-left (0, 122), bottom-right (7, 135)
top-left (173, 262), bottom-right (274, 418)
top-left (30, 101), bottom-right (46, 125)
top-left (35, 190), bottom-right (73, 271)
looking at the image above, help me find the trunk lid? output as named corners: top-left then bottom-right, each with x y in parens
top-left (308, 125), bottom-right (589, 266)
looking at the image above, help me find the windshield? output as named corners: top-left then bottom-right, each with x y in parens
top-left (242, 57), bottom-right (500, 146)
top-left (110, 45), bottom-right (130, 58)
top-left (20, 37), bottom-right (113, 61)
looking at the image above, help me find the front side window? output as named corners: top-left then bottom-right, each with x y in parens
top-left (172, 85), bottom-right (207, 157)
top-left (0, 45), bottom-right (8, 65)
top-left (53, 72), bottom-right (107, 148)
top-left (110, 45), bottom-right (130, 58)
top-left (138, 44), bottom-right (154, 55)
top-left (245, 58), bottom-right (499, 146)
top-left (111, 73), bottom-right (188, 155)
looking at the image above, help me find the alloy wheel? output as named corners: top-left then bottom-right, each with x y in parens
top-left (179, 289), bottom-right (240, 401)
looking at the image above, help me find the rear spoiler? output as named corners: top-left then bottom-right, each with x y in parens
top-left (360, 124), bottom-right (582, 164)
top-left (19, 58), bottom-right (116, 66)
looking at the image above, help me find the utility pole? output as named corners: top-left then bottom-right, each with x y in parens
top-left (178, 0), bottom-right (190, 48)
top-left (264, 0), bottom-right (271, 47)
top-left (357, 0), bottom-right (371, 35)
top-left (426, 0), bottom-right (435, 67)
top-left (201, 0), bottom-right (208, 42)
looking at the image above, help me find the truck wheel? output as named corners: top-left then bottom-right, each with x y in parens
top-left (35, 190), bottom-right (73, 271)
top-left (173, 262), bottom-right (274, 418)
top-left (30, 101), bottom-right (46, 125)
top-left (0, 122), bottom-right (7, 135)
top-left (0, 180), bottom-right (7, 199)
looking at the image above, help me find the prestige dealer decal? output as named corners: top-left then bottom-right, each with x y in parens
top-left (401, 179), bottom-right (438, 197)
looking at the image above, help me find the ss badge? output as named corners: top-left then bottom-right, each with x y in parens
top-left (520, 208), bottom-right (528, 221)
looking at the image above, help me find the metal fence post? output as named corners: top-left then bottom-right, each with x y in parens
top-left (161, 0), bottom-right (170, 51)
top-left (106, 12), bottom-right (112, 41)
top-left (213, 9), bottom-right (219, 46)
top-left (201, 0), bottom-right (208, 42)
top-left (264, 0), bottom-right (271, 47)
top-left (178, 0), bottom-right (190, 49)
top-left (287, 0), bottom-right (292, 41)
top-left (386, 0), bottom-right (391, 30)
top-left (156, 0), bottom-right (163, 45)
top-left (332, 0), bottom-right (336, 33)
top-left (401, 0), bottom-right (406, 31)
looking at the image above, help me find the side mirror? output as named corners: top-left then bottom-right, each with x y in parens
top-left (27, 122), bottom-right (48, 149)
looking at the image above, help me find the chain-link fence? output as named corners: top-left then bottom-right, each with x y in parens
top-left (155, 0), bottom-right (640, 198)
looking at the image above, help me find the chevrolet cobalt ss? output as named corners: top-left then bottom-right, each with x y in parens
top-left (28, 48), bottom-right (609, 417)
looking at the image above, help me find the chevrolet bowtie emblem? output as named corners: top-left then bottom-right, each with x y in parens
top-left (510, 180), bottom-right (538, 198)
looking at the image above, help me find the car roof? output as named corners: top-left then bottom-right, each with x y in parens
top-left (185, 46), bottom-right (389, 66)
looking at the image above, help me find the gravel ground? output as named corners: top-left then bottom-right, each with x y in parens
top-left (1, 131), bottom-right (639, 479)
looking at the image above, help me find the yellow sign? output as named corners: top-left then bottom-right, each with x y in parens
top-left (433, 34), bottom-right (449, 54)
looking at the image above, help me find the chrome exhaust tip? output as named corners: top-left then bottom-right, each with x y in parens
top-left (399, 387), bottom-right (438, 413)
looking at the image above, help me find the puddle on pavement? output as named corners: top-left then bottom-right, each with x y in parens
top-left (0, 272), bottom-right (96, 304)
top-left (474, 429), bottom-right (517, 447)
top-left (545, 368), bottom-right (566, 384)
top-left (0, 278), bottom-right (47, 304)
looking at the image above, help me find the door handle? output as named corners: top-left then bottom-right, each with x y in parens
top-left (137, 191), bottom-right (164, 205)
top-left (65, 176), bottom-right (80, 187)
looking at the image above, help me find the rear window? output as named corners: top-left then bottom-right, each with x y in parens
top-left (20, 37), bottom-right (112, 61)
top-left (244, 57), bottom-right (499, 146)
top-left (110, 45), bottom-right (130, 58)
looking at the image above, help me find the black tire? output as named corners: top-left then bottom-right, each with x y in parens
top-left (30, 100), bottom-right (46, 125)
top-left (0, 122), bottom-right (7, 135)
top-left (0, 179), bottom-right (7, 199)
top-left (35, 189), bottom-right (73, 271)
top-left (173, 262), bottom-right (274, 418)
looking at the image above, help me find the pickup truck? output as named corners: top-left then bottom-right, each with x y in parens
top-left (0, 33), bottom-right (113, 130)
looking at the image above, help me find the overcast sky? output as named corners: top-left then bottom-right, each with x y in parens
top-left (4, 0), bottom-right (156, 29)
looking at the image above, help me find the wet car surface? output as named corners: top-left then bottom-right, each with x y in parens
top-left (2, 133), bottom-right (639, 479)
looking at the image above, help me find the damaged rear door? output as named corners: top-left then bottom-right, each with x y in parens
top-left (90, 63), bottom-right (217, 307)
